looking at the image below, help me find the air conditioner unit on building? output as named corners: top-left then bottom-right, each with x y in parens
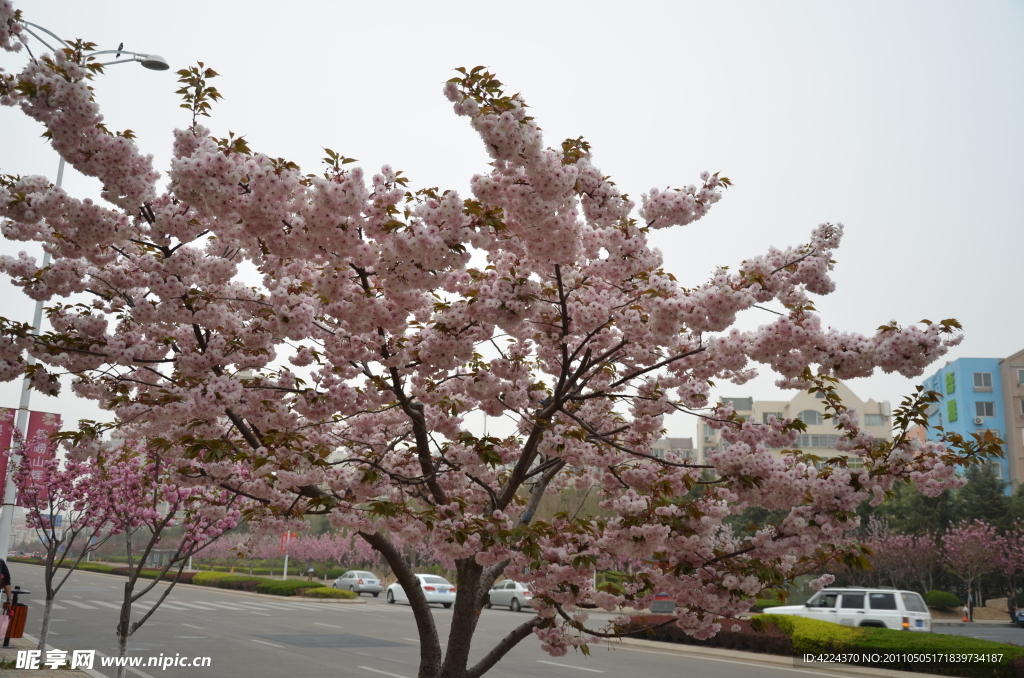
top-left (703, 436), bottom-right (713, 442)
top-left (973, 416), bottom-right (985, 425)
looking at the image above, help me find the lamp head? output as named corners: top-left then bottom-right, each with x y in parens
top-left (139, 54), bottom-right (170, 71)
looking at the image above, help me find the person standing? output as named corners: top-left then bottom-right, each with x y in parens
top-left (0, 557), bottom-right (11, 611)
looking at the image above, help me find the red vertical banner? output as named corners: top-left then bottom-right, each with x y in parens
top-left (21, 411), bottom-right (61, 503)
top-left (280, 531), bottom-right (297, 553)
top-left (0, 408), bottom-right (15, 492)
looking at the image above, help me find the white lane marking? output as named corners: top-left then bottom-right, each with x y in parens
top-left (403, 638), bottom-right (418, 643)
top-left (251, 639), bottom-right (286, 648)
top-left (64, 600), bottom-right (98, 609)
top-left (537, 660), bottom-right (604, 673)
top-left (88, 601), bottom-right (123, 610)
top-left (359, 666), bottom-right (410, 678)
top-left (314, 622), bottom-right (344, 629)
top-left (199, 601), bottom-right (249, 610)
top-left (182, 623), bottom-right (205, 629)
top-left (614, 645), bottom-right (864, 678)
top-left (250, 612), bottom-right (271, 616)
top-left (29, 599), bottom-right (66, 609)
top-left (165, 601), bottom-right (219, 611)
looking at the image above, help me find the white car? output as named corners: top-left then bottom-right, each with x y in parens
top-left (386, 574), bottom-right (456, 608)
top-left (771, 587), bottom-right (931, 631)
top-left (486, 580), bottom-right (534, 612)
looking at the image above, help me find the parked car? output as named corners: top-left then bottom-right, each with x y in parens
top-left (386, 574), bottom-right (456, 608)
top-left (332, 570), bottom-right (382, 597)
top-left (486, 580), bottom-right (533, 612)
top-left (770, 588), bottom-right (931, 631)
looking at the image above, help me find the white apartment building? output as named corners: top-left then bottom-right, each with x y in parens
top-left (650, 437), bottom-right (698, 464)
top-left (697, 383), bottom-right (893, 466)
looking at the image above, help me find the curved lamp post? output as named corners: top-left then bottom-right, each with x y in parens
top-left (0, 21), bottom-right (169, 558)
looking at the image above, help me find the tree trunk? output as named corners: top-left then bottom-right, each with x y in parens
top-left (115, 583), bottom-right (133, 678)
top-left (36, 597), bottom-right (53, 651)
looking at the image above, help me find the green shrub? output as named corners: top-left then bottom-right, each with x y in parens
top-left (193, 572), bottom-right (264, 592)
top-left (757, 614), bottom-right (1024, 677)
top-left (925, 590), bottom-right (962, 611)
top-left (254, 580), bottom-right (325, 596)
top-left (301, 587), bottom-right (357, 599)
top-left (596, 581), bottom-right (624, 596)
top-left (76, 563), bottom-right (116, 574)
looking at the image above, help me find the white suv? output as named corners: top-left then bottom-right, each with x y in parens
top-left (770, 588), bottom-right (931, 631)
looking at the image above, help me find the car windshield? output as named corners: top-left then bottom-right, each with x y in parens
top-left (421, 576), bottom-right (450, 585)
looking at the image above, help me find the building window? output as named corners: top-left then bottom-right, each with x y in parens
top-left (975, 402), bottom-right (995, 418)
top-left (702, 424), bottom-right (714, 437)
top-left (864, 414), bottom-right (886, 426)
top-left (1020, 400), bottom-right (1024, 417)
top-left (798, 410), bottom-right (824, 426)
top-left (762, 412), bottom-right (783, 424)
top-left (945, 372), bottom-right (956, 394)
top-left (948, 399), bottom-right (958, 422)
top-left (1018, 368), bottom-right (1024, 385)
top-left (795, 434), bottom-right (840, 448)
top-left (814, 391), bottom-right (826, 399)
top-left (973, 372), bottom-right (993, 390)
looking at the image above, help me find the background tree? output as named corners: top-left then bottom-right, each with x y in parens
top-left (0, 8), bottom-right (1000, 678)
top-left (942, 520), bottom-right (999, 617)
top-left (956, 464), bottom-right (1010, 528)
top-left (1, 429), bottom-right (113, 649)
top-left (88, 441), bottom-right (244, 677)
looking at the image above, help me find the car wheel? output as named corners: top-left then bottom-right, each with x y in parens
top-left (372, 592), bottom-right (379, 598)
top-left (443, 603), bottom-right (452, 609)
top-left (510, 598), bottom-right (521, 613)
top-left (485, 597), bottom-right (492, 609)
top-left (387, 590), bottom-right (395, 604)
top-left (349, 585), bottom-right (356, 596)
top-left (332, 584), bottom-right (337, 589)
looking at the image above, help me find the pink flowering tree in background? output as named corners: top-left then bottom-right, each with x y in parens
top-left (87, 441), bottom-right (244, 676)
top-left (288, 532), bottom-right (348, 580)
top-left (941, 520), bottom-right (999, 619)
top-left (841, 518), bottom-right (939, 593)
top-left (995, 523), bottom-right (1024, 596)
top-left (0, 5), bottom-right (1003, 677)
top-left (1, 428), bottom-right (114, 649)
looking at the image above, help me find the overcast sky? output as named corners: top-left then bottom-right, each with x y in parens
top-left (1, 0), bottom-right (1021, 441)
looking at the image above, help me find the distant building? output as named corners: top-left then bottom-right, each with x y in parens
top-left (698, 384), bottom-right (893, 467)
top-left (651, 437), bottom-right (697, 463)
top-left (999, 348), bottom-right (1024, 487)
top-left (919, 350), bottom-right (1024, 490)
top-left (921, 356), bottom-right (1011, 489)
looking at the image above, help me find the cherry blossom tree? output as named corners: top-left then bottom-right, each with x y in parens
top-left (1, 428), bottom-right (113, 649)
top-left (942, 520), bottom-right (999, 619)
top-left (0, 6), bottom-right (1002, 677)
top-left (995, 523), bottom-right (1024, 594)
top-left (87, 441), bottom-right (243, 676)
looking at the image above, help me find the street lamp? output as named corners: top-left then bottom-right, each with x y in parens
top-left (0, 21), bottom-right (170, 558)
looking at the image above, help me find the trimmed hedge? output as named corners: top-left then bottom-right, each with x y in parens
top-left (761, 614), bottom-right (1024, 678)
top-left (301, 587), bottom-right (357, 599)
top-left (925, 590), bottom-right (962, 611)
top-left (192, 572), bottom-right (325, 596)
top-left (255, 580), bottom-right (327, 596)
top-left (628, 614), bottom-right (1024, 678)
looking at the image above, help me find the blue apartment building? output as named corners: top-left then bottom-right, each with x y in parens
top-left (922, 357), bottom-right (1009, 490)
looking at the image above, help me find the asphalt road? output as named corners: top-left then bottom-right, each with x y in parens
top-left (7, 563), bottom-right (1018, 678)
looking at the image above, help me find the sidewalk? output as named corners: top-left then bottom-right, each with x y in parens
top-left (0, 636), bottom-right (97, 678)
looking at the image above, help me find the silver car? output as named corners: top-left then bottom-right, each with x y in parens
top-left (332, 570), bottom-right (383, 597)
top-left (486, 580), bottom-right (533, 612)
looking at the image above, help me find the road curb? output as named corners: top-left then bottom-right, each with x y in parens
top-left (610, 636), bottom-right (954, 678)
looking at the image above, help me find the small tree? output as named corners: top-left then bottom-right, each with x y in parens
top-left (995, 522), bottom-right (1024, 596)
top-left (1, 429), bottom-right (113, 649)
top-left (88, 442), bottom-right (244, 677)
top-left (942, 520), bottom-right (999, 616)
